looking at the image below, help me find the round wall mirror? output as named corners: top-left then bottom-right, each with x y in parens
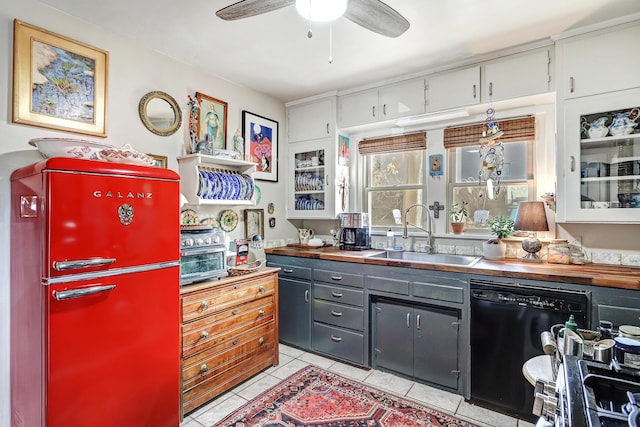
top-left (138, 91), bottom-right (182, 136)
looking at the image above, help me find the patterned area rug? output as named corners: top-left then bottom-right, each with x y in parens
top-left (218, 365), bottom-right (479, 426)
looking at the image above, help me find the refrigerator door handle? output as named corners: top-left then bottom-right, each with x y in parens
top-left (53, 258), bottom-right (117, 271)
top-left (54, 284), bottom-right (116, 301)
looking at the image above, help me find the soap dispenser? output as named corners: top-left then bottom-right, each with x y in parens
top-left (386, 229), bottom-right (394, 249)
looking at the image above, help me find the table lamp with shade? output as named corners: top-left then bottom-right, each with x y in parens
top-left (514, 201), bottom-right (549, 262)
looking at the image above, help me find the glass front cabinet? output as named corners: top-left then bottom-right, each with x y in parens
top-left (558, 88), bottom-right (640, 223)
top-left (287, 138), bottom-right (349, 219)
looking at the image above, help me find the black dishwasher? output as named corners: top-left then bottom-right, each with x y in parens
top-left (470, 278), bottom-right (590, 421)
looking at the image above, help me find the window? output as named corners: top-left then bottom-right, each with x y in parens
top-left (360, 132), bottom-right (427, 229)
top-left (445, 117), bottom-right (536, 234)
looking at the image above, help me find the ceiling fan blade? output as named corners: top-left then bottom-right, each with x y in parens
top-left (344, 0), bottom-right (410, 38)
top-left (216, 0), bottom-right (295, 21)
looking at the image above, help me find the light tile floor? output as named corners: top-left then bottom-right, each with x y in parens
top-left (181, 344), bottom-right (537, 427)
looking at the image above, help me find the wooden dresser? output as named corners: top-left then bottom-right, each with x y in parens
top-left (180, 267), bottom-right (279, 414)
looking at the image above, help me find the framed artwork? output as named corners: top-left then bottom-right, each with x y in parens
top-left (338, 135), bottom-right (350, 166)
top-left (12, 20), bottom-right (109, 137)
top-left (244, 209), bottom-right (264, 240)
top-left (148, 154), bottom-right (168, 168)
top-left (242, 111), bottom-right (279, 182)
top-left (429, 154), bottom-right (443, 177)
top-left (196, 92), bottom-right (227, 150)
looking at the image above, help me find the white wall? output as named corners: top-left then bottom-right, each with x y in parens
top-left (0, 1), bottom-right (295, 425)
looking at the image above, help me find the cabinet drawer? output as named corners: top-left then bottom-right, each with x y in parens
top-left (271, 263), bottom-right (311, 281)
top-left (314, 283), bottom-right (364, 307)
top-left (314, 269), bottom-right (363, 288)
top-left (182, 296), bottom-right (274, 357)
top-left (182, 322), bottom-right (276, 383)
top-left (312, 323), bottom-right (364, 365)
top-left (313, 300), bottom-right (363, 330)
top-left (413, 281), bottom-right (464, 304)
top-left (181, 330), bottom-right (276, 413)
top-left (367, 275), bottom-right (409, 295)
top-left (182, 275), bottom-right (276, 322)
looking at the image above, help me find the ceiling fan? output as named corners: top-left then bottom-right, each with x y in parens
top-left (215, 0), bottom-right (410, 38)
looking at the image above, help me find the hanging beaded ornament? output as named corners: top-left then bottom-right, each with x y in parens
top-left (478, 107), bottom-right (504, 199)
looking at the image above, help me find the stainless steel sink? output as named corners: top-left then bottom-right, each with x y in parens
top-left (366, 251), bottom-right (480, 266)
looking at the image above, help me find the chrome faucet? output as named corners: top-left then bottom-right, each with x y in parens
top-left (402, 203), bottom-right (433, 254)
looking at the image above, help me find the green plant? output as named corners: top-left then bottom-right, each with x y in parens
top-left (486, 215), bottom-right (515, 243)
top-left (449, 201), bottom-right (469, 222)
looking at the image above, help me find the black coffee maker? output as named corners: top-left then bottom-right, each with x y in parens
top-left (338, 212), bottom-right (371, 250)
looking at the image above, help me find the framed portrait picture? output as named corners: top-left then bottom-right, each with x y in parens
top-left (242, 111), bottom-right (279, 182)
top-left (338, 135), bottom-right (350, 166)
top-left (196, 92), bottom-right (227, 150)
top-left (148, 154), bottom-right (168, 168)
top-left (12, 20), bottom-right (109, 137)
top-left (244, 209), bottom-right (264, 240)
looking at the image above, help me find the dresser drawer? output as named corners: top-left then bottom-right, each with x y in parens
top-left (314, 283), bottom-right (364, 307)
top-left (314, 269), bottom-right (363, 288)
top-left (312, 323), bottom-right (364, 365)
top-left (182, 274), bottom-right (276, 323)
top-left (182, 322), bottom-right (276, 384)
top-left (313, 299), bottom-right (363, 331)
top-left (182, 329), bottom-right (277, 413)
top-left (182, 296), bottom-right (274, 357)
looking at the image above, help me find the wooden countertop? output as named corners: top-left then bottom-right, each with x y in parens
top-left (180, 267), bottom-right (281, 294)
top-left (265, 246), bottom-right (640, 291)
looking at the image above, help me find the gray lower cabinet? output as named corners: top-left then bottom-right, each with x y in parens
top-left (268, 259), bottom-right (312, 350)
top-left (373, 298), bottom-right (460, 390)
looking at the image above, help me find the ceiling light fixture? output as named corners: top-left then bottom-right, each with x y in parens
top-left (295, 0), bottom-right (348, 22)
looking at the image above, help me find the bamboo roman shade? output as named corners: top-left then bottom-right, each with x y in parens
top-left (358, 131), bottom-right (427, 155)
top-left (443, 116), bottom-right (535, 149)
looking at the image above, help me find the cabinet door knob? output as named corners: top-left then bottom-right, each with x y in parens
top-left (199, 301), bottom-right (209, 311)
top-left (200, 364), bottom-right (208, 374)
top-left (258, 285), bottom-right (266, 294)
top-left (258, 309), bottom-right (265, 317)
top-left (259, 337), bottom-right (265, 345)
top-left (232, 338), bottom-right (238, 345)
top-left (200, 330), bottom-right (209, 339)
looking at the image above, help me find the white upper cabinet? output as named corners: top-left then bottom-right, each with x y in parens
top-left (338, 79), bottom-right (426, 128)
top-left (287, 97), bottom-right (336, 143)
top-left (557, 22), bottom-right (640, 100)
top-left (427, 66), bottom-right (480, 112)
top-left (482, 48), bottom-right (551, 102)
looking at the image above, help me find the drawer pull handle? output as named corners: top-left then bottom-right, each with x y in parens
top-left (331, 335), bottom-right (342, 342)
top-left (259, 337), bottom-right (265, 345)
top-left (331, 275), bottom-right (342, 281)
top-left (200, 364), bottom-right (208, 374)
top-left (232, 309), bottom-right (237, 315)
top-left (331, 310), bottom-right (343, 317)
top-left (331, 291), bottom-right (343, 298)
top-left (258, 286), bottom-right (266, 294)
top-left (283, 268), bottom-right (294, 273)
top-left (200, 301), bottom-right (209, 311)
top-left (258, 309), bottom-right (265, 317)
top-left (200, 331), bottom-right (209, 339)
top-left (232, 339), bottom-right (238, 345)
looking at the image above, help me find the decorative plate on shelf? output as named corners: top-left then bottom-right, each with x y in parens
top-left (252, 185), bottom-right (262, 205)
top-left (219, 209), bottom-right (238, 232)
top-left (180, 208), bottom-right (199, 225)
top-left (200, 217), bottom-right (220, 228)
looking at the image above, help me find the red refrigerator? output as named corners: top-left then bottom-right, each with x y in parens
top-left (10, 158), bottom-right (181, 427)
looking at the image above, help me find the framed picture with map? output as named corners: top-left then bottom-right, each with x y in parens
top-left (12, 20), bottom-right (109, 137)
